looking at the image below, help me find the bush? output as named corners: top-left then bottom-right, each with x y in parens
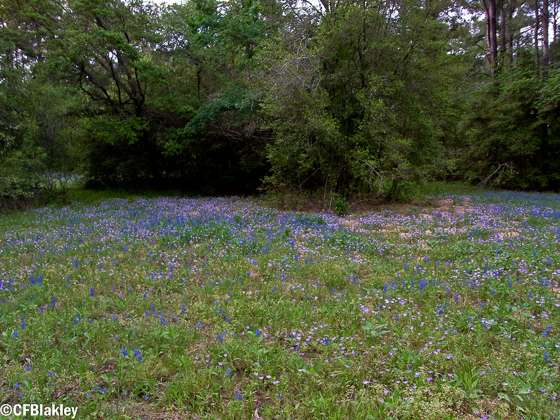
top-left (333, 193), bottom-right (349, 216)
top-left (0, 145), bottom-right (64, 211)
top-left (461, 69), bottom-right (560, 190)
top-left (259, 3), bottom-right (458, 199)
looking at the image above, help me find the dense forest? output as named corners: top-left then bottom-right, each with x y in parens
top-left (1, 0), bottom-right (559, 205)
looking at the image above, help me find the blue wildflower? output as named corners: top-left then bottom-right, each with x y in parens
top-left (94, 385), bottom-right (108, 395)
top-left (120, 347), bottom-right (129, 358)
top-left (319, 337), bottom-right (331, 345)
top-left (542, 325), bottom-right (552, 337)
top-left (49, 296), bottom-right (57, 309)
top-left (133, 348), bottom-right (143, 362)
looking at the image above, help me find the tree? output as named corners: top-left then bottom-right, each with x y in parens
top-left (482, 0), bottom-right (499, 73)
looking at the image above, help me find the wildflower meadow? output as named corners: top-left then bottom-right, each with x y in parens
top-left (0, 191), bottom-right (559, 418)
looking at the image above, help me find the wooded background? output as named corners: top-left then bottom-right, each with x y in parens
top-left (1, 0), bottom-right (559, 205)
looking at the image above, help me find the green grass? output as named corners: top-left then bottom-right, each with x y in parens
top-left (0, 187), bottom-right (558, 418)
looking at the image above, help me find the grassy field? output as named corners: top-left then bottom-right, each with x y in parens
top-left (0, 189), bottom-right (559, 418)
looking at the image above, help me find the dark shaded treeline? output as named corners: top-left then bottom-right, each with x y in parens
top-left (1, 0), bottom-right (559, 205)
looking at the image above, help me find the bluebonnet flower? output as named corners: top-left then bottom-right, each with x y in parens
top-left (133, 348), bottom-right (143, 362)
top-left (539, 278), bottom-right (551, 287)
top-left (20, 318), bottom-right (26, 330)
top-left (319, 337), bottom-right (331, 345)
top-left (419, 279), bottom-right (427, 290)
top-left (255, 329), bottom-right (262, 337)
top-left (348, 274), bottom-right (360, 285)
top-left (120, 347), bottom-right (129, 358)
top-left (544, 351), bottom-right (550, 363)
top-left (12, 330), bottom-right (19, 338)
top-left (48, 296), bottom-right (57, 309)
top-left (234, 390), bottom-right (243, 401)
top-left (89, 287), bottom-right (95, 297)
top-left (94, 385), bottom-right (108, 395)
top-left (543, 325), bottom-right (552, 337)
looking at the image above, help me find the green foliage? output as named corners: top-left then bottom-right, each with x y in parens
top-left (261, 2), bottom-right (463, 198)
top-left (333, 193), bottom-right (349, 216)
top-left (461, 68), bottom-right (560, 190)
top-left (0, 143), bottom-right (47, 210)
top-left (1, 0), bottom-right (559, 203)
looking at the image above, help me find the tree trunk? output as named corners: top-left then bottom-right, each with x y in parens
top-left (507, 0), bottom-right (514, 65)
top-left (535, 0), bottom-right (540, 74)
top-left (483, 0), bottom-right (499, 74)
top-left (553, 0), bottom-right (558, 44)
top-left (500, 0), bottom-right (508, 68)
top-left (543, 0), bottom-right (550, 68)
